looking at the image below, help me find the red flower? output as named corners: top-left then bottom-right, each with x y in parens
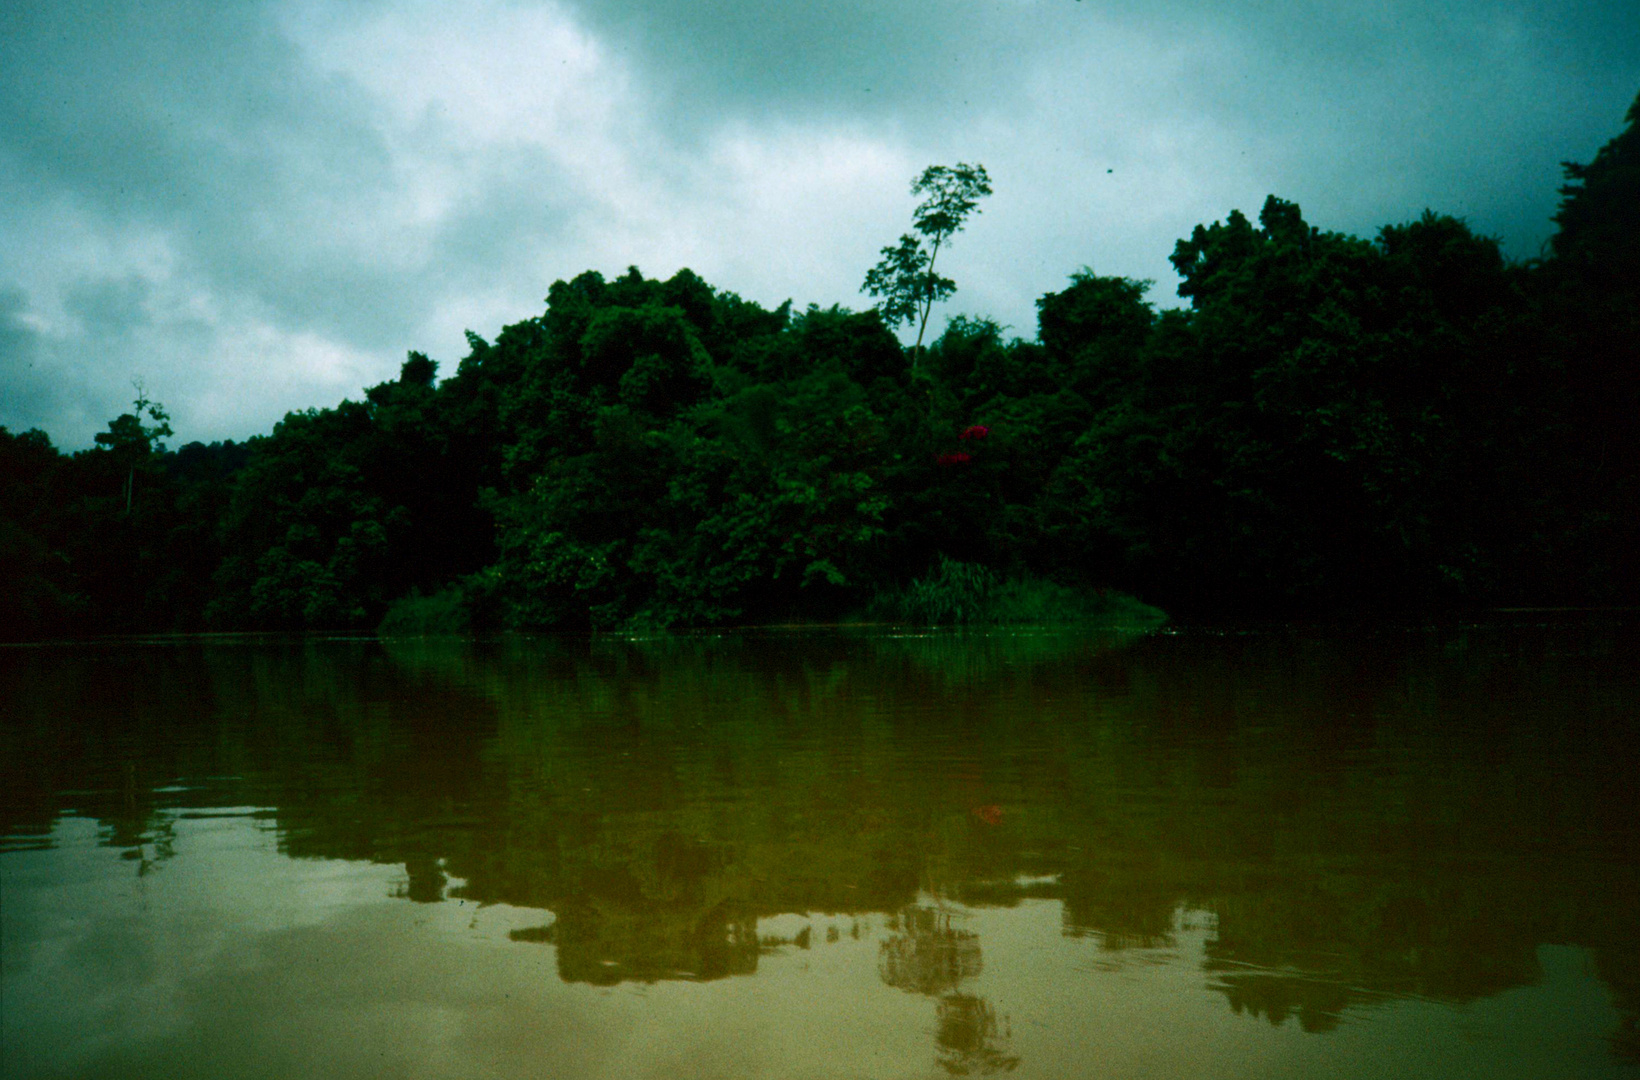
top-left (959, 425), bottom-right (990, 441)
top-left (936, 452), bottom-right (972, 466)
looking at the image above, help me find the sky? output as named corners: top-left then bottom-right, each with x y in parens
top-left (2, 0), bottom-right (1636, 448)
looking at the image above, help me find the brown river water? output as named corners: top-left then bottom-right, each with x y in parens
top-left (2, 619), bottom-right (1638, 1079)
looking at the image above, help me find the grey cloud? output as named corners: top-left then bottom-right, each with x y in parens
top-left (569, 0), bottom-right (1638, 257)
top-left (0, 287), bottom-right (61, 438)
top-left (569, 0), bottom-right (1009, 121)
top-left (0, 1), bottom-right (389, 219)
top-left (0, 281), bottom-right (150, 444)
top-left (0, 0), bottom-right (412, 345)
top-left (64, 277), bottom-right (153, 342)
top-left (568, 0), bottom-right (1638, 126)
top-left (0, 0), bottom-right (599, 442)
top-left (0, 0), bottom-right (1635, 449)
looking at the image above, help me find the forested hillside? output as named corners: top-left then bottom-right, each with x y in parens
top-left (3, 94), bottom-right (1635, 637)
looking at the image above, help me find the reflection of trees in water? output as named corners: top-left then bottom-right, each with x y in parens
top-left (1059, 870), bottom-right (1181, 951)
top-left (1597, 952), bottom-right (1640, 1064)
top-left (1208, 970), bottom-right (1351, 1033)
top-left (935, 993), bottom-right (1020, 1075)
top-left (551, 898), bottom-right (760, 985)
top-left (879, 906), bottom-right (1021, 1075)
top-left (510, 830), bottom-right (763, 985)
top-left (1200, 878), bottom-right (1554, 1032)
top-left (398, 854), bottom-right (448, 903)
top-left (879, 906), bottom-right (983, 995)
top-left (7, 627), bottom-right (1640, 1056)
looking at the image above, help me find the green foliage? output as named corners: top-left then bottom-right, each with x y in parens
top-left (204, 345), bottom-right (500, 630)
top-left (870, 554), bottom-right (1162, 626)
top-left (0, 425), bottom-right (91, 639)
top-left (93, 383), bottom-right (173, 519)
top-left (1541, 91), bottom-right (1640, 598)
top-left (476, 289), bottom-right (897, 630)
top-left (378, 587), bottom-right (470, 636)
top-left (1044, 197), bottom-right (1579, 609)
top-left (863, 163), bottom-right (993, 356)
top-left (94, 383), bottom-right (173, 455)
top-left (987, 576), bottom-right (1164, 626)
top-left (1036, 272), bottom-right (1155, 407)
top-left (9, 95), bottom-right (1640, 637)
top-left (1552, 90), bottom-right (1640, 288)
top-left (210, 403), bottom-right (398, 629)
top-left (0, 428), bottom-right (76, 639)
top-left (876, 555), bottom-right (998, 625)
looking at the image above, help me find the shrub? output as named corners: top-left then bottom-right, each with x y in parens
top-left (868, 555), bottom-right (1163, 626)
top-left (377, 587), bottom-right (470, 637)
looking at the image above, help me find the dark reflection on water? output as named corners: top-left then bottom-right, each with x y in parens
top-left (3, 620), bottom-right (1640, 1075)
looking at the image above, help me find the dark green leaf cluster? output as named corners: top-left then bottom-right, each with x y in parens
top-left (863, 162), bottom-right (993, 355)
top-left (0, 416), bottom-right (243, 637)
top-left (2, 95), bottom-right (1636, 638)
top-left (1060, 198), bottom-right (1578, 609)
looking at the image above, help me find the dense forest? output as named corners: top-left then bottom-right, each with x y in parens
top-left (2, 93), bottom-right (1636, 638)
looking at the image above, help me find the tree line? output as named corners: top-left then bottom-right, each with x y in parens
top-left (2, 93), bottom-right (1635, 637)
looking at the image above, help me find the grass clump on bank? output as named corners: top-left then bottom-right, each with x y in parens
top-left (377, 587), bottom-right (470, 637)
top-left (866, 556), bottom-right (1163, 626)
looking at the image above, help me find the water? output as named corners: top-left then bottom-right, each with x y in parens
top-left (3, 621), bottom-right (1638, 1078)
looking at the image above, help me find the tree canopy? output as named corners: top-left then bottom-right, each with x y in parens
top-left (3, 97), bottom-right (1637, 640)
top-left (863, 163), bottom-right (994, 359)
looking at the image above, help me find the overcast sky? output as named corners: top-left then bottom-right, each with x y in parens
top-left (2, 0), bottom-right (1636, 448)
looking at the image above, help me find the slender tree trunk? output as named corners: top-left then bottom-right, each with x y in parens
top-left (912, 232), bottom-right (945, 368)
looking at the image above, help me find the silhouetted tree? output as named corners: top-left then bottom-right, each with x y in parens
top-left (863, 163), bottom-right (993, 363)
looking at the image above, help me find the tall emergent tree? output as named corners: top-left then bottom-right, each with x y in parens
top-left (863, 163), bottom-right (993, 364)
top-left (94, 380), bottom-right (173, 515)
